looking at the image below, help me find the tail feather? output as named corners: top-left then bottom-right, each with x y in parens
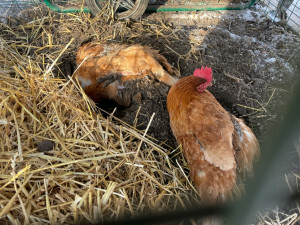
top-left (145, 46), bottom-right (179, 86)
top-left (149, 48), bottom-right (175, 75)
top-left (232, 116), bottom-right (260, 173)
top-left (157, 72), bottom-right (179, 86)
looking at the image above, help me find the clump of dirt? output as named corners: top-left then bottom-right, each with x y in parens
top-left (101, 76), bottom-right (176, 146)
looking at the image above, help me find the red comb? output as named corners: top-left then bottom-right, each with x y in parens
top-left (193, 66), bottom-right (213, 81)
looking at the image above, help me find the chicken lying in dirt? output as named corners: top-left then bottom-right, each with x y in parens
top-left (73, 42), bottom-right (179, 106)
top-left (167, 67), bottom-right (260, 224)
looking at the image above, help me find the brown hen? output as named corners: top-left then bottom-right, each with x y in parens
top-left (167, 67), bottom-right (260, 224)
top-left (74, 43), bottom-right (178, 106)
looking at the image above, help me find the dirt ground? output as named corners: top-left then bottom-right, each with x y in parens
top-left (1, 2), bottom-right (300, 223)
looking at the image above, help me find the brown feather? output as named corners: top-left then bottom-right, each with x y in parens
top-left (167, 75), bottom-right (260, 204)
top-left (74, 43), bottom-right (178, 106)
top-left (231, 116), bottom-right (260, 173)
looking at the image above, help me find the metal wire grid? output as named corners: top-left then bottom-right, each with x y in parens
top-left (0, 0), bottom-right (80, 9)
top-left (0, 0), bottom-right (85, 20)
top-left (261, 0), bottom-right (300, 33)
top-left (0, 0), bottom-right (41, 18)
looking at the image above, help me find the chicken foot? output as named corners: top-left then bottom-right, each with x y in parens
top-left (96, 73), bottom-right (123, 87)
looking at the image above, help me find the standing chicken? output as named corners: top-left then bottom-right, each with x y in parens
top-left (74, 43), bottom-right (178, 106)
top-left (167, 67), bottom-right (260, 224)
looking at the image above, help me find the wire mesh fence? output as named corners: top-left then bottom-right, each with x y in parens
top-left (0, 0), bottom-right (40, 19)
top-left (0, 0), bottom-right (86, 21)
top-left (261, 0), bottom-right (300, 34)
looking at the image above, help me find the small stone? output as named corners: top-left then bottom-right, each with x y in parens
top-left (133, 92), bottom-right (142, 104)
top-left (38, 140), bottom-right (55, 152)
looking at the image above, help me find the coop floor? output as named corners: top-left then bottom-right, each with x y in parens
top-left (2, 1), bottom-right (300, 224)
